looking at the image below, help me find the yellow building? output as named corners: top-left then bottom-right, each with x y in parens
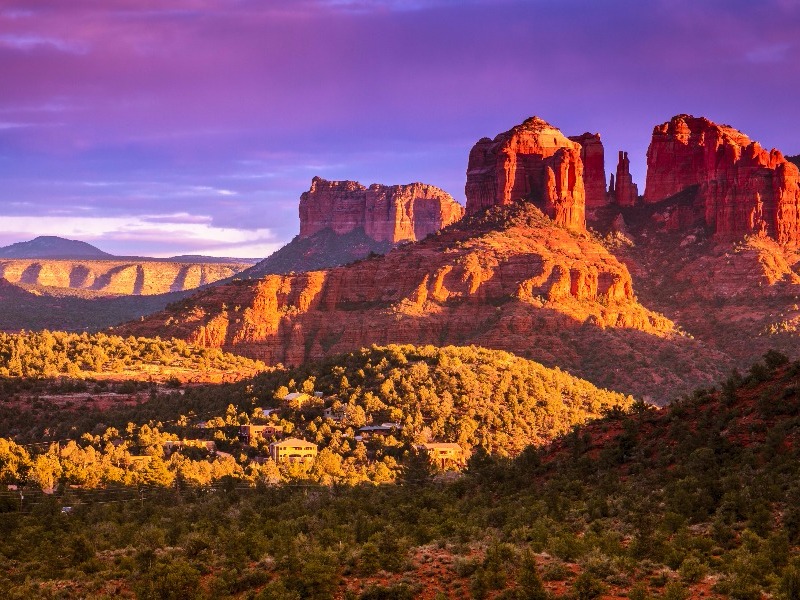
top-left (269, 437), bottom-right (318, 462)
top-left (415, 442), bottom-right (466, 469)
top-left (239, 424), bottom-right (285, 445)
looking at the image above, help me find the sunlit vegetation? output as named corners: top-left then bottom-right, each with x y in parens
top-left (0, 351), bottom-right (798, 598)
top-left (0, 344), bottom-right (632, 492)
top-left (0, 331), bottom-right (264, 379)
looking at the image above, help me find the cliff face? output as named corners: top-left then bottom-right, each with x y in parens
top-left (644, 115), bottom-right (800, 245)
top-left (0, 259), bottom-right (247, 295)
top-left (610, 151), bottom-right (639, 207)
top-left (465, 117), bottom-right (588, 231)
top-left (119, 203), bottom-right (730, 403)
top-left (298, 177), bottom-right (464, 244)
top-left (569, 132), bottom-right (608, 208)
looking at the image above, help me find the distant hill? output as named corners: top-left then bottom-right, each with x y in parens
top-left (0, 236), bottom-right (112, 259)
top-left (239, 228), bottom-right (393, 279)
top-left (0, 278), bottom-right (189, 332)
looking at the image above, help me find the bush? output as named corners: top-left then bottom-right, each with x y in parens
top-left (572, 571), bottom-right (605, 600)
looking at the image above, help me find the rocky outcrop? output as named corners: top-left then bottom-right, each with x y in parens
top-left (299, 177), bottom-right (464, 244)
top-left (465, 117), bottom-right (587, 231)
top-left (239, 229), bottom-right (393, 279)
top-left (117, 203), bottom-right (731, 403)
top-left (569, 133), bottom-right (608, 208)
top-left (0, 259), bottom-right (248, 295)
top-left (644, 115), bottom-right (800, 245)
top-left (609, 151), bottom-right (639, 207)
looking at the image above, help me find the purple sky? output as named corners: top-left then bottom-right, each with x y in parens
top-left (1, 0), bottom-right (798, 257)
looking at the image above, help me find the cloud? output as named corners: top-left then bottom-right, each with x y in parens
top-left (0, 214), bottom-right (282, 258)
top-left (746, 43), bottom-right (791, 64)
top-left (0, 34), bottom-right (88, 54)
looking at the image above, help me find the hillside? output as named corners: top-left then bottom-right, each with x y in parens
top-left (0, 352), bottom-right (798, 599)
top-left (0, 343), bottom-right (629, 457)
top-left (118, 202), bottom-right (725, 403)
top-left (0, 278), bottom-right (188, 332)
top-left (604, 212), bottom-right (800, 374)
top-left (239, 228), bottom-right (393, 279)
top-left (0, 236), bottom-right (112, 259)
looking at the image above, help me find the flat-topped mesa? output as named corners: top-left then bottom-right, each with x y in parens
top-left (611, 151), bottom-right (639, 207)
top-left (465, 117), bottom-right (588, 231)
top-left (644, 114), bottom-right (800, 245)
top-left (299, 177), bottom-right (464, 244)
top-left (569, 132), bottom-right (608, 208)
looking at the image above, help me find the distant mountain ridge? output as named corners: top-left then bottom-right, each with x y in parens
top-left (0, 236), bottom-right (113, 259)
top-left (0, 235), bottom-right (259, 264)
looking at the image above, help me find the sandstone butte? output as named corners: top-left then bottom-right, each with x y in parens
top-left (240, 177), bottom-right (464, 279)
top-left (0, 259), bottom-right (247, 295)
top-left (299, 176), bottom-right (464, 244)
top-left (464, 117), bottom-right (591, 230)
top-left (119, 202), bottom-right (727, 403)
top-left (644, 114), bottom-right (800, 245)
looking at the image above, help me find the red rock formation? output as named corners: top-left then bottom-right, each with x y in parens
top-left (299, 177), bottom-right (463, 244)
top-left (611, 151), bottom-right (638, 207)
top-left (465, 117), bottom-right (587, 231)
top-left (644, 115), bottom-right (800, 245)
top-left (569, 133), bottom-right (608, 208)
top-left (116, 203), bottom-right (730, 403)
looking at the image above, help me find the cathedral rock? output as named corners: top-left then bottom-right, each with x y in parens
top-left (645, 115), bottom-right (800, 245)
top-left (299, 177), bottom-right (464, 244)
top-left (464, 117), bottom-right (592, 231)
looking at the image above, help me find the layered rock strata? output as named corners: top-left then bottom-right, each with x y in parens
top-left (465, 117), bottom-right (588, 231)
top-left (299, 177), bottom-right (464, 244)
top-left (117, 203), bottom-right (730, 403)
top-left (644, 115), bottom-right (800, 245)
top-left (0, 259), bottom-right (247, 295)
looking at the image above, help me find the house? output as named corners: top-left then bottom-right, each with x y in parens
top-left (163, 440), bottom-right (217, 455)
top-left (358, 422), bottom-right (401, 438)
top-left (269, 438), bottom-right (318, 462)
top-left (415, 442), bottom-right (466, 469)
top-left (282, 392), bottom-right (311, 407)
top-left (239, 424), bottom-right (285, 445)
top-left (323, 406), bottom-right (345, 422)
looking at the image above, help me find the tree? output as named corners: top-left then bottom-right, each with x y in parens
top-left (518, 550), bottom-right (548, 600)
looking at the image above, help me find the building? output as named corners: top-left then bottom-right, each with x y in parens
top-left (358, 423), bottom-right (401, 438)
top-left (415, 442), bottom-right (466, 469)
top-left (269, 438), bottom-right (318, 462)
top-left (163, 440), bottom-right (217, 455)
top-left (282, 392), bottom-right (312, 407)
top-left (323, 406), bottom-right (345, 422)
top-left (239, 424), bottom-right (285, 445)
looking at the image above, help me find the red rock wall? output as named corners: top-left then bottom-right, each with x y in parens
top-left (569, 132), bottom-right (608, 208)
top-left (299, 177), bottom-right (464, 243)
top-left (644, 115), bottom-right (800, 245)
top-left (612, 151), bottom-right (638, 207)
top-left (465, 117), bottom-right (587, 231)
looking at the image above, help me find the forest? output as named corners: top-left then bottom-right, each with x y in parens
top-left (0, 342), bottom-right (632, 489)
top-left (0, 350), bottom-right (798, 598)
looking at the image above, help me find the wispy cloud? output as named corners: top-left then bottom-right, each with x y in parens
top-left (0, 34), bottom-right (88, 54)
top-left (0, 214), bottom-right (281, 258)
top-left (746, 43), bottom-right (792, 64)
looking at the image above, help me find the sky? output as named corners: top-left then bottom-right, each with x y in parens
top-left (0, 0), bottom-right (799, 258)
